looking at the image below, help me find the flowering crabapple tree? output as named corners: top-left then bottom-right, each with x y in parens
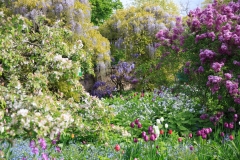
top-left (155, 0), bottom-right (240, 112)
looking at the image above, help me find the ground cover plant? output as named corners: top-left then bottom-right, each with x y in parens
top-left (0, 0), bottom-right (240, 159)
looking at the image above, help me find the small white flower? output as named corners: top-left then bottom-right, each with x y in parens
top-left (15, 82), bottom-right (21, 90)
top-left (165, 123), bottom-right (168, 129)
top-left (0, 11), bottom-right (4, 17)
top-left (53, 55), bottom-right (62, 62)
top-left (46, 115), bottom-right (53, 122)
top-left (38, 119), bottom-right (47, 127)
top-left (160, 117), bottom-right (164, 122)
top-left (35, 112), bottom-right (41, 117)
top-left (0, 111), bottom-right (4, 119)
top-left (17, 109), bottom-right (28, 117)
top-left (0, 124), bottom-right (4, 133)
top-left (156, 119), bottom-right (161, 125)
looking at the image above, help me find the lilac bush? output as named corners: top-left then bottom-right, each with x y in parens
top-left (155, 0), bottom-right (240, 112)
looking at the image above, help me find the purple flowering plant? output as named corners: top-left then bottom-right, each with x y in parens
top-left (28, 136), bottom-right (62, 159)
top-left (155, 0), bottom-right (240, 113)
top-left (110, 61), bottom-right (137, 92)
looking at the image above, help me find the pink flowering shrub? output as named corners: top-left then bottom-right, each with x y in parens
top-left (156, 0), bottom-right (240, 111)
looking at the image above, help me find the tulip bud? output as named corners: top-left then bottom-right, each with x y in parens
top-left (178, 137), bottom-right (182, 142)
top-left (165, 123), bottom-right (168, 129)
top-left (144, 135), bottom-right (149, 142)
top-left (229, 135), bottom-right (234, 140)
top-left (134, 119), bottom-right (140, 124)
top-left (150, 134), bottom-right (156, 141)
top-left (156, 119), bottom-right (161, 125)
top-left (189, 133), bottom-right (193, 138)
top-left (115, 144), bottom-right (120, 151)
top-left (160, 117), bottom-right (164, 122)
top-left (189, 146), bottom-right (194, 150)
top-left (130, 122), bottom-right (135, 128)
top-left (142, 131), bottom-right (146, 138)
top-left (220, 132), bottom-right (224, 137)
top-left (137, 123), bottom-right (142, 128)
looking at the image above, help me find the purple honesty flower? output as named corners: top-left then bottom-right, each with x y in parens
top-left (52, 139), bottom-right (57, 145)
top-left (55, 146), bottom-right (61, 153)
top-left (57, 132), bottom-right (61, 141)
top-left (29, 140), bottom-right (35, 148)
top-left (41, 153), bottom-right (48, 160)
top-left (31, 147), bottom-right (39, 154)
top-left (39, 138), bottom-right (47, 150)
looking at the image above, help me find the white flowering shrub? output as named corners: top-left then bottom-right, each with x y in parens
top-left (0, 13), bottom-right (112, 140)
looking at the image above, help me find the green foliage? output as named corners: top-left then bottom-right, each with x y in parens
top-left (89, 0), bottom-right (123, 25)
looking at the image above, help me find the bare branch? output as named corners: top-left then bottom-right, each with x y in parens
top-left (179, 0), bottom-right (190, 15)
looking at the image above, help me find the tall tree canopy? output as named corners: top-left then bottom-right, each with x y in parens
top-left (99, 1), bottom-right (180, 90)
top-left (90, 0), bottom-right (123, 25)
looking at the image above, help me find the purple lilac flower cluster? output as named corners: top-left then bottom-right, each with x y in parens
top-left (206, 75), bottom-right (222, 93)
top-left (155, 16), bottom-right (184, 53)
